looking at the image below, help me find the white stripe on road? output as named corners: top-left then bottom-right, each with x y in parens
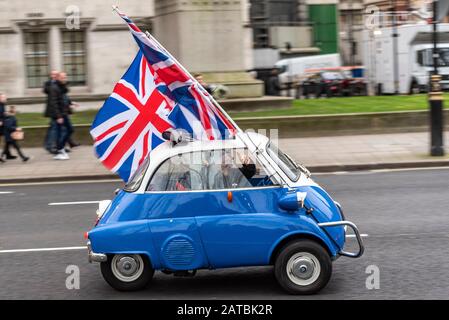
top-left (370, 166), bottom-right (449, 173)
top-left (315, 166), bottom-right (449, 176)
top-left (0, 179), bottom-right (121, 187)
top-left (346, 234), bottom-right (369, 238)
top-left (48, 201), bottom-right (101, 206)
top-left (0, 191), bottom-right (14, 194)
top-left (0, 246), bottom-right (87, 254)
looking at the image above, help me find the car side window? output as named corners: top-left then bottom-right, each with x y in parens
top-left (148, 152), bottom-right (204, 191)
top-left (147, 149), bottom-right (277, 192)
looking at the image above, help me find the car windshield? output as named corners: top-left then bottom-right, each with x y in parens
top-left (124, 157), bottom-right (151, 192)
top-left (420, 48), bottom-right (449, 67)
top-left (266, 142), bottom-right (300, 181)
top-left (438, 48), bottom-right (449, 67)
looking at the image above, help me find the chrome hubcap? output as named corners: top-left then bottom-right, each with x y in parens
top-left (286, 252), bottom-right (321, 286)
top-left (118, 257), bottom-right (139, 276)
top-left (111, 254), bottom-right (144, 282)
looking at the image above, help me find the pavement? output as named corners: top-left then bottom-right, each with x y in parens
top-left (0, 131), bottom-right (449, 182)
top-left (1, 168), bottom-right (449, 299)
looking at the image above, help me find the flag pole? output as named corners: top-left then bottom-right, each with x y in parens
top-left (112, 5), bottom-right (242, 134)
top-left (144, 32), bottom-right (242, 134)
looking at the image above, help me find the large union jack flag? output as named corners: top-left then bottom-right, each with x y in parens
top-left (115, 8), bottom-right (237, 141)
top-left (91, 51), bottom-right (174, 182)
top-left (91, 8), bottom-right (239, 182)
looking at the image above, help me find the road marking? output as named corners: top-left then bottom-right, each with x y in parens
top-left (314, 166), bottom-right (449, 176)
top-left (346, 234), bottom-right (369, 238)
top-left (314, 171), bottom-right (373, 176)
top-left (0, 246), bottom-right (86, 254)
top-left (368, 231), bottom-right (449, 238)
top-left (370, 166), bottom-right (449, 173)
top-left (48, 201), bottom-right (101, 206)
top-left (0, 179), bottom-right (121, 187)
top-left (0, 191), bottom-right (14, 194)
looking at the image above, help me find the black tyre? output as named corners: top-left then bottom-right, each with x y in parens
top-left (274, 239), bottom-right (332, 295)
top-left (100, 254), bottom-right (154, 291)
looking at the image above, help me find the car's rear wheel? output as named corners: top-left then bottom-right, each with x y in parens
top-left (274, 240), bottom-right (332, 295)
top-left (101, 254), bottom-right (154, 291)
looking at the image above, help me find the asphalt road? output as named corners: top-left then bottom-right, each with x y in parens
top-left (1, 168), bottom-right (449, 300)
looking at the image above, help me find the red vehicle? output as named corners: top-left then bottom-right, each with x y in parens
top-left (301, 71), bottom-right (346, 98)
top-left (301, 67), bottom-right (367, 98)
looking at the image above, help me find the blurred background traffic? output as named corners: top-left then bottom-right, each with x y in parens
top-left (0, 0), bottom-right (448, 168)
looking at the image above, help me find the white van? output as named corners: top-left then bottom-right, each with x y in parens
top-left (275, 54), bottom-right (342, 86)
top-left (362, 24), bottom-right (449, 94)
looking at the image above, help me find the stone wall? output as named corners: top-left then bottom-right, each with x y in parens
top-left (0, 0), bottom-right (153, 98)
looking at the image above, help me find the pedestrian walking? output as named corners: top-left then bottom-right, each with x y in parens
top-left (0, 93), bottom-right (14, 162)
top-left (1, 105), bottom-right (29, 162)
top-left (43, 70), bottom-right (59, 154)
top-left (0, 93), bottom-right (5, 163)
top-left (47, 72), bottom-right (71, 160)
top-left (58, 72), bottom-right (80, 150)
top-left (267, 68), bottom-right (281, 96)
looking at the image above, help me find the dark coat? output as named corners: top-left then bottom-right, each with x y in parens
top-left (0, 102), bottom-right (5, 136)
top-left (44, 81), bottom-right (64, 119)
top-left (3, 115), bottom-right (18, 143)
top-left (267, 75), bottom-right (281, 96)
top-left (43, 79), bottom-right (53, 95)
top-left (43, 79), bottom-right (53, 118)
top-left (0, 102), bottom-right (5, 121)
top-left (59, 82), bottom-right (73, 115)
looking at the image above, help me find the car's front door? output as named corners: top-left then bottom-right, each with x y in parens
top-left (146, 151), bottom-right (210, 271)
top-left (191, 148), bottom-right (287, 268)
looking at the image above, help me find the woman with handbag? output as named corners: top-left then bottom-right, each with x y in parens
top-left (1, 105), bottom-right (29, 162)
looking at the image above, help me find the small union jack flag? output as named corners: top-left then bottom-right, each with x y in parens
top-left (90, 51), bottom-right (174, 182)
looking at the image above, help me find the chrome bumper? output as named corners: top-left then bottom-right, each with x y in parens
top-left (87, 240), bottom-right (107, 263)
top-left (318, 220), bottom-right (364, 258)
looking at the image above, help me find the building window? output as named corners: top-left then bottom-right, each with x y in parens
top-left (249, 0), bottom-right (301, 48)
top-left (24, 31), bottom-right (49, 88)
top-left (62, 30), bottom-right (86, 86)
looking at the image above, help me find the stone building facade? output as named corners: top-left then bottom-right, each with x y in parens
top-left (0, 0), bottom-right (154, 111)
top-left (0, 0), bottom-right (268, 112)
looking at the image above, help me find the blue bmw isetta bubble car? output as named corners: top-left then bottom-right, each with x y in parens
top-left (86, 132), bottom-right (364, 294)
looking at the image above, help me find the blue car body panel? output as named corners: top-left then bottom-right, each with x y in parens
top-left (90, 183), bottom-right (345, 270)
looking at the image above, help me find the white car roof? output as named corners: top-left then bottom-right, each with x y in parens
top-left (139, 132), bottom-right (270, 179)
top-left (133, 131), bottom-right (317, 193)
top-left (150, 132), bottom-right (269, 162)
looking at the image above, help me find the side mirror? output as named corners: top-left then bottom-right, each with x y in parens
top-left (279, 192), bottom-right (307, 212)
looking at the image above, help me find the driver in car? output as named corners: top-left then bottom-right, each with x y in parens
top-left (213, 151), bottom-right (256, 189)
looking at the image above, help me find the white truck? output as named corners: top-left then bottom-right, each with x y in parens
top-left (362, 23), bottom-right (449, 94)
top-left (275, 53), bottom-right (341, 86)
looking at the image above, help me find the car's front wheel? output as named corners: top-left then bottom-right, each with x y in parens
top-left (100, 254), bottom-right (154, 291)
top-left (274, 240), bottom-right (332, 295)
